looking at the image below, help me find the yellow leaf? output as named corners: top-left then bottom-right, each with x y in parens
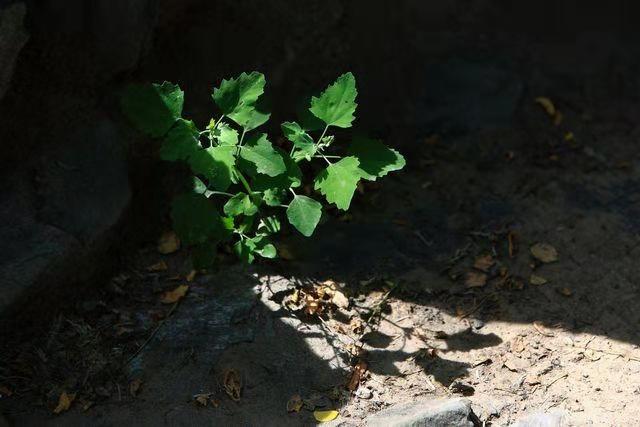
top-left (314, 409), bottom-right (339, 422)
top-left (160, 284), bottom-right (189, 304)
top-left (186, 270), bottom-right (197, 282)
top-left (157, 231), bottom-right (180, 254)
top-left (53, 391), bottom-right (75, 414)
top-left (286, 394), bottom-right (303, 412)
top-left (530, 243), bottom-right (558, 263)
top-left (535, 97), bottom-right (556, 116)
top-left (529, 274), bottom-right (548, 285)
top-left (147, 260), bottom-right (168, 272)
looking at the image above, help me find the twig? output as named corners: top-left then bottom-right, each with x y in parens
top-left (126, 302), bottom-right (180, 365)
top-left (545, 373), bottom-right (568, 391)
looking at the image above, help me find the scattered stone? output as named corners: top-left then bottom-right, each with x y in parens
top-left (511, 410), bottom-right (568, 427)
top-left (366, 398), bottom-right (479, 427)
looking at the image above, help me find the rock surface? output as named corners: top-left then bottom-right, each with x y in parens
top-left (365, 398), bottom-right (479, 427)
top-left (0, 2), bottom-right (28, 99)
top-left (511, 411), bottom-right (568, 427)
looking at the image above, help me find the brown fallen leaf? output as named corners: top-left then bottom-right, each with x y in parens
top-left (222, 369), bottom-right (242, 401)
top-left (53, 391), bottom-right (75, 414)
top-left (194, 393), bottom-right (211, 406)
top-left (347, 360), bottom-right (368, 392)
top-left (473, 254), bottom-right (494, 272)
top-left (286, 394), bottom-right (303, 412)
top-left (465, 271), bottom-right (487, 288)
top-left (186, 270), bottom-right (197, 282)
top-left (507, 231), bottom-right (517, 258)
top-left (529, 274), bottom-right (548, 285)
top-left (559, 287), bottom-right (573, 297)
top-left (535, 97), bottom-right (556, 116)
top-left (157, 231), bottom-right (180, 254)
top-left (511, 336), bottom-right (526, 353)
top-left (129, 379), bottom-right (142, 397)
top-left (147, 260), bottom-right (168, 272)
top-left (533, 321), bottom-right (554, 337)
top-left (530, 243), bottom-right (558, 263)
top-left (160, 284), bottom-right (189, 304)
top-left (553, 110), bottom-right (563, 126)
top-left (0, 385), bottom-right (12, 397)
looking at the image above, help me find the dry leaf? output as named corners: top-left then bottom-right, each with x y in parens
top-left (533, 321), bottom-right (554, 337)
top-left (465, 271), bottom-right (487, 288)
top-left (473, 254), bottom-right (494, 272)
top-left (186, 270), bottom-right (197, 282)
top-left (194, 393), bottom-right (210, 406)
top-left (314, 409), bottom-right (339, 423)
top-left (511, 336), bottom-right (526, 353)
top-left (535, 97), bottom-right (556, 116)
top-left (564, 132), bottom-right (575, 141)
top-left (53, 391), bottom-right (75, 414)
top-left (553, 110), bottom-right (564, 126)
top-left (222, 369), bottom-right (241, 401)
top-left (347, 361), bottom-right (368, 391)
top-left (286, 394), bottom-right (303, 412)
top-left (529, 274), bottom-right (548, 285)
top-left (129, 379), bottom-right (142, 397)
top-left (157, 231), bottom-right (180, 254)
top-left (530, 243), bottom-right (558, 263)
top-left (147, 260), bottom-right (168, 272)
top-left (559, 287), bottom-right (573, 297)
top-left (507, 231), bottom-right (517, 258)
top-left (160, 284), bottom-right (189, 304)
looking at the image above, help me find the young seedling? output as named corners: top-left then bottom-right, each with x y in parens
top-left (121, 72), bottom-right (405, 266)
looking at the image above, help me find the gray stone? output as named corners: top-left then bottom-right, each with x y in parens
top-left (0, 2), bottom-right (29, 99)
top-left (511, 411), bottom-right (568, 427)
top-left (366, 398), bottom-right (478, 427)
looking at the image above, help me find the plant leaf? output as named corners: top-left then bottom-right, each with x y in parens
top-left (121, 82), bottom-right (184, 137)
top-left (281, 121), bottom-right (316, 161)
top-left (213, 122), bottom-right (239, 146)
top-left (257, 216), bottom-right (281, 235)
top-left (171, 193), bottom-right (232, 245)
top-left (223, 192), bottom-right (260, 217)
top-left (212, 72), bottom-right (270, 131)
top-left (239, 133), bottom-right (286, 177)
top-left (234, 239), bottom-right (256, 263)
top-left (314, 156), bottom-right (361, 210)
top-left (347, 137), bottom-right (406, 180)
top-left (189, 146), bottom-right (237, 192)
top-left (159, 119), bottom-right (200, 161)
top-left (287, 195), bottom-right (322, 237)
top-left (309, 73), bottom-right (357, 128)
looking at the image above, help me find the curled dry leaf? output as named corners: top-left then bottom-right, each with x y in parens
top-left (347, 360), bottom-right (368, 391)
top-left (533, 321), bottom-right (554, 337)
top-left (53, 391), bottom-right (75, 414)
top-left (222, 369), bottom-right (242, 401)
top-left (314, 409), bottom-right (339, 423)
top-left (535, 97), bottom-right (556, 116)
top-left (529, 274), bottom-right (548, 285)
top-left (0, 385), bottom-right (13, 397)
top-left (473, 254), bottom-right (494, 272)
top-left (194, 393), bottom-right (212, 406)
top-left (465, 271), bottom-right (487, 288)
top-left (161, 284), bottom-right (189, 304)
top-left (530, 243), bottom-right (558, 263)
top-left (286, 394), bottom-right (303, 412)
top-left (157, 231), bottom-right (180, 254)
top-left (147, 260), bottom-right (168, 272)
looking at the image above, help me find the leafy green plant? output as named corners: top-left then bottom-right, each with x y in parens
top-left (121, 72), bottom-right (405, 266)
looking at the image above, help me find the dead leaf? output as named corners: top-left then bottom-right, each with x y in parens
top-left (530, 243), bottom-right (558, 263)
top-left (473, 254), bottom-right (494, 272)
top-left (533, 321), bottom-right (554, 337)
top-left (194, 393), bottom-right (210, 406)
top-left (286, 394), bottom-right (303, 412)
top-left (553, 110), bottom-right (563, 126)
top-left (147, 260), bottom-right (168, 272)
top-left (529, 274), bottom-right (548, 285)
top-left (564, 132), bottom-right (575, 142)
top-left (507, 231), bottom-right (517, 258)
top-left (129, 379), bottom-right (142, 397)
top-left (559, 287), bottom-right (573, 297)
top-left (222, 369), bottom-right (242, 401)
top-left (465, 271), bottom-right (487, 288)
top-left (186, 270), bottom-right (197, 282)
top-left (0, 385), bottom-right (12, 397)
top-left (53, 391), bottom-right (75, 414)
top-left (347, 361), bottom-right (368, 391)
top-left (511, 336), bottom-right (526, 353)
top-left (160, 284), bottom-right (189, 304)
top-left (535, 97), bottom-right (556, 116)
top-left (157, 231), bottom-right (180, 254)
top-left (314, 409), bottom-right (339, 422)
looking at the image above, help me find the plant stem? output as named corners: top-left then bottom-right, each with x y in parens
top-left (314, 155), bottom-right (340, 159)
top-left (236, 170), bottom-right (253, 194)
top-left (208, 191), bottom-right (234, 197)
top-left (317, 124), bottom-right (329, 145)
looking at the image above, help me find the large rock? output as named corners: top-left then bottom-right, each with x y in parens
top-left (0, 2), bottom-right (29, 99)
top-left (366, 398), bottom-right (479, 427)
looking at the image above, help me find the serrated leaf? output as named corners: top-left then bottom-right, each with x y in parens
top-left (121, 82), bottom-right (184, 137)
top-left (281, 121), bottom-right (316, 161)
top-left (287, 195), bottom-right (322, 237)
top-left (261, 187), bottom-right (288, 207)
top-left (251, 148), bottom-right (302, 204)
top-left (314, 156), bottom-right (361, 210)
top-left (223, 192), bottom-right (260, 217)
top-left (159, 119), bottom-right (200, 161)
top-left (213, 122), bottom-right (239, 146)
top-left (189, 146), bottom-right (237, 191)
top-left (239, 134), bottom-right (286, 177)
top-left (309, 73), bottom-right (357, 128)
top-left (171, 193), bottom-right (232, 245)
top-left (212, 72), bottom-right (270, 131)
top-left (347, 137), bottom-right (406, 181)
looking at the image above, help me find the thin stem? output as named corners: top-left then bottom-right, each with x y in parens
top-left (236, 170), bottom-right (253, 194)
top-left (317, 124), bottom-right (329, 145)
top-left (238, 128), bottom-right (247, 147)
top-left (314, 155), bottom-right (341, 159)
top-left (320, 153), bottom-right (332, 165)
top-left (289, 188), bottom-right (297, 197)
top-left (208, 191), bottom-right (234, 197)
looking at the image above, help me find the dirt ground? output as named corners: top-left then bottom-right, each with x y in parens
top-left (2, 85), bottom-right (640, 426)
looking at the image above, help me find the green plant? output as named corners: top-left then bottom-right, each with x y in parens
top-left (121, 72), bottom-right (405, 266)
